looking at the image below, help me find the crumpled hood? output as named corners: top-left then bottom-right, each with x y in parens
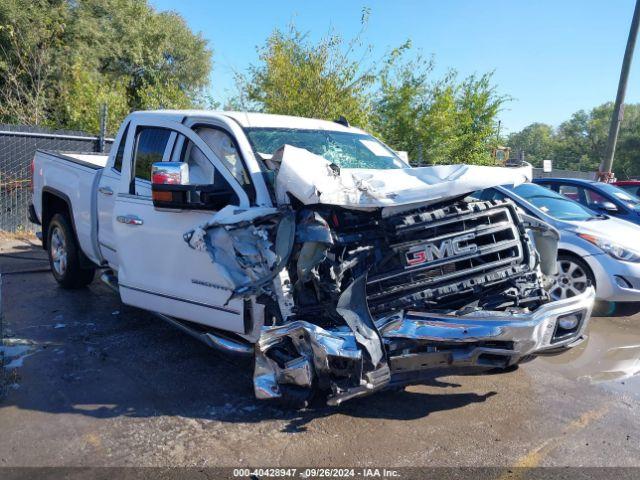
top-left (274, 145), bottom-right (532, 210)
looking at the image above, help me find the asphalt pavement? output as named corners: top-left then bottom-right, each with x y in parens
top-left (1, 235), bottom-right (639, 469)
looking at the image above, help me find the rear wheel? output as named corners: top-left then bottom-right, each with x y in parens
top-left (550, 254), bottom-right (595, 300)
top-left (47, 213), bottom-right (95, 289)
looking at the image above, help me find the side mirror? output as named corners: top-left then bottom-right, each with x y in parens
top-left (151, 162), bottom-right (238, 210)
top-left (599, 201), bottom-right (618, 213)
top-left (152, 162), bottom-right (189, 185)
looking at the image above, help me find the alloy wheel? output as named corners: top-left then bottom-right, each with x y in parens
top-left (50, 226), bottom-right (68, 276)
top-left (550, 259), bottom-right (589, 300)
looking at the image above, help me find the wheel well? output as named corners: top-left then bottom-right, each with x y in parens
top-left (556, 249), bottom-right (596, 288)
top-left (41, 190), bottom-right (73, 250)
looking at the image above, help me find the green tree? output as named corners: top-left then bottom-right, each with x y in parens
top-left (0, 0), bottom-right (212, 133)
top-left (373, 53), bottom-right (507, 165)
top-left (506, 122), bottom-right (555, 167)
top-left (0, 0), bottom-right (68, 125)
top-left (236, 16), bottom-right (508, 166)
top-left (506, 102), bottom-right (640, 178)
top-left (233, 18), bottom-right (377, 128)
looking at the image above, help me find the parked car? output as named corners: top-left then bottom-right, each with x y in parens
top-left (613, 180), bottom-right (640, 198)
top-left (476, 183), bottom-right (640, 302)
top-left (29, 110), bottom-right (595, 407)
top-left (534, 177), bottom-right (640, 226)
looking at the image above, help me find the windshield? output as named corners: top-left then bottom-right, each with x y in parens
top-left (245, 128), bottom-right (408, 169)
top-left (596, 182), bottom-right (640, 210)
top-left (507, 183), bottom-right (597, 221)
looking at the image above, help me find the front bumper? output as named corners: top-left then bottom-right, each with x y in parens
top-left (585, 253), bottom-right (640, 302)
top-left (254, 287), bottom-right (595, 405)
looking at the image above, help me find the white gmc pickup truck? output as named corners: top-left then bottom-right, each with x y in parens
top-left (30, 110), bottom-right (595, 406)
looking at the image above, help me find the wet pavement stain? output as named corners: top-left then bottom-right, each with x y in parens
top-left (540, 309), bottom-right (640, 399)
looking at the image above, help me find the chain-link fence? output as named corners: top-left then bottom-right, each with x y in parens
top-left (509, 150), bottom-right (596, 180)
top-left (532, 168), bottom-right (594, 180)
top-left (0, 124), bottom-right (113, 233)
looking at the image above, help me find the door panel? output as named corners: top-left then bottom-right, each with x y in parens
top-left (113, 119), bottom-right (249, 333)
top-left (96, 171), bottom-right (120, 266)
top-left (113, 195), bottom-right (245, 332)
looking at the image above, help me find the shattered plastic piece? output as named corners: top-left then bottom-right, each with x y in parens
top-left (185, 205), bottom-right (295, 300)
top-left (274, 145), bottom-right (533, 209)
top-left (520, 212), bottom-right (560, 276)
top-left (335, 275), bottom-right (385, 369)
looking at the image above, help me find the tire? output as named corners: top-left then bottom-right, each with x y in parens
top-left (549, 253), bottom-right (595, 301)
top-left (47, 213), bottom-right (95, 289)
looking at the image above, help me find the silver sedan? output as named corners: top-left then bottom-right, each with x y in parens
top-left (476, 183), bottom-right (640, 302)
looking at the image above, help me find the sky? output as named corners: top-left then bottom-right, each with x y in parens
top-left (150, 0), bottom-right (640, 135)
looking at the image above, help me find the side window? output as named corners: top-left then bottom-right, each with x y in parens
top-left (584, 188), bottom-right (608, 208)
top-left (558, 185), bottom-right (580, 202)
top-left (195, 127), bottom-right (251, 188)
top-left (113, 124), bottom-right (129, 172)
top-left (178, 137), bottom-right (239, 209)
top-left (179, 136), bottom-right (235, 193)
top-left (133, 127), bottom-right (171, 184)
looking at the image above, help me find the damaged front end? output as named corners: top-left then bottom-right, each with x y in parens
top-left (188, 148), bottom-right (595, 407)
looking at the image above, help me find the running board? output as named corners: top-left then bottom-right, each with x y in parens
top-left (155, 313), bottom-right (253, 357)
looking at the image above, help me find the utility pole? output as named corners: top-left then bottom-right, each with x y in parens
top-left (598, 0), bottom-right (640, 182)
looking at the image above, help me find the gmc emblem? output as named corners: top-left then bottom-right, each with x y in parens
top-left (405, 233), bottom-right (478, 268)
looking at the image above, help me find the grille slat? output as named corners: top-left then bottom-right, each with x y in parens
top-left (367, 203), bottom-right (529, 311)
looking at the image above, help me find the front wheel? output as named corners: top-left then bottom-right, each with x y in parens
top-left (47, 213), bottom-right (95, 289)
top-left (549, 254), bottom-right (595, 301)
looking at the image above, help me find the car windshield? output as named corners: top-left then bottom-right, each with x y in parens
top-left (245, 128), bottom-right (408, 169)
top-left (506, 183), bottom-right (597, 221)
top-left (596, 183), bottom-right (640, 210)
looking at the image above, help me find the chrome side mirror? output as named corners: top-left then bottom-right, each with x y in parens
top-left (150, 161), bottom-right (238, 210)
top-left (600, 201), bottom-right (618, 213)
top-left (151, 162), bottom-right (190, 185)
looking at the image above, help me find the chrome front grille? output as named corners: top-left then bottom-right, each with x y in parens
top-left (367, 201), bottom-right (529, 313)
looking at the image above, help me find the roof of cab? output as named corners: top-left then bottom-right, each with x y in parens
top-left (129, 110), bottom-right (366, 134)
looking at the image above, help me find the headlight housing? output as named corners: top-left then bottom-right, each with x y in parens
top-left (578, 233), bottom-right (640, 262)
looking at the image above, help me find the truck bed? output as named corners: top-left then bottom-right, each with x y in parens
top-left (38, 150), bottom-right (109, 169)
top-left (32, 149), bottom-right (109, 266)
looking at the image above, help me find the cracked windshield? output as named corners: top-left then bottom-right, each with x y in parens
top-left (245, 128), bottom-right (408, 169)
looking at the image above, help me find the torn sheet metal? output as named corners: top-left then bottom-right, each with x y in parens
top-left (274, 144), bottom-right (532, 209)
top-left (254, 319), bottom-right (391, 406)
top-left (254, 320), bottom-right (362, 400)
top-left (184, 205), bottom-right (295, 300)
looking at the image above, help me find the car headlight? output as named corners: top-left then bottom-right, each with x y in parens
top-left (578, 233), bottom-right (640, 262)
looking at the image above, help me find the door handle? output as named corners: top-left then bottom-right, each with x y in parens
top-left (116, 215), bottom-right (143, 226)
top-left (99, 186), bottom-right (114, 196)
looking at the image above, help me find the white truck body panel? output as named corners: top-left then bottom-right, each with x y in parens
top-left (32, 151), bottom-right (107, 264)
